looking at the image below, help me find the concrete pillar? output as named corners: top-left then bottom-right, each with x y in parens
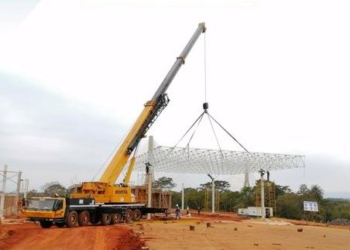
top-left (261, 176), bottom-right (265, 219)
top-left (181, 184), bottom-right (184, 210)
top-left (207, 174), bottom-right (215, 213)
top-left (147, 172), bottom-right (152, 219)
top-left (244, 170), bottom-right (250, 187)
top-left (22, 179), bottom-right (29, 199)
top-left (147, 136), bottom-right (154, 220)
top-left (0, 165), bottom-right (8, 219)
top-left (212, 179), bottom-right (215, 214)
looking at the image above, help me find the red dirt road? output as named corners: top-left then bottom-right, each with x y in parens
top-left (0, 220), bottom-right (143, 250)
top-left (1, 213), bottom-right (350, 250)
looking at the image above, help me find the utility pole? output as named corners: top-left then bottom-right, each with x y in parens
top-left (207, 174), bottom-right (215, 214)
top-left (21, 179), bottom-right (29, 199)
top-left (15, 171), bottom-right (22, 215)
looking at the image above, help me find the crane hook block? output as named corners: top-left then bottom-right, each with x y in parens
top-left (203, 102), bottom-right (209, 110)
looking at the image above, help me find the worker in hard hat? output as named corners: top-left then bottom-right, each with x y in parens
top-left (175, 204), bottom-right (181, 220)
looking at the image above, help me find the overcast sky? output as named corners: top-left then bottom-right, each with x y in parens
top-left (1, 0), bottom-right (349, 198)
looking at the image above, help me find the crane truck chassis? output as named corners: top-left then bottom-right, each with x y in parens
top-left (23, 197), bottom-right (167, 228)
top-left (22, 23), bottom-right (206, 228)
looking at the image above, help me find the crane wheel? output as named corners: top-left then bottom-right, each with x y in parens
top-left (56, 222), bottom-right (65, 228)
top-left (78, 210), bottom-right (90, 226)
top-left (40, 221), bottom-right (53, 228)
top-left (133, 209), bottom-right (142, 221)
top-left (124, 209), bottom-right (134, 223)
top-left (111, 213), bottom-right (122, 224)
top-left (66, 211), bottom-right (78, 227)
top-left (101, 213), bottom-right (112, 225)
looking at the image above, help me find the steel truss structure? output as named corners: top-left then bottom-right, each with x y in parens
top-left (134, 146), bottom-right (305, 175)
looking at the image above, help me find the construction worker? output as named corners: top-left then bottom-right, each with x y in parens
top-left (175, 205), bottom-right (181, 219)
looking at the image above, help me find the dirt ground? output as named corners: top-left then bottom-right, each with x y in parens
top-left (1, 212), bottom-right (349, 250)
top-left (0, 219), bottom-right (143, 250)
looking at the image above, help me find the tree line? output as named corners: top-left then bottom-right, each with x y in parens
top-left (28, 177), bottom-right (350, 222)
top-left (168, 178), bottom-right (350, 223)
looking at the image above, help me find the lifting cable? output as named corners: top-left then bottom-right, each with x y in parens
top-left (168, 110), bottom-right (206, 154)
top-left (204, 32), bottom-right (207, 103)
top-left (168, 28), bottom-right (254, 159)
top-left (206, 112), bottom-right (254, 157)
top-left (206, 109), bottom-right (223, 154)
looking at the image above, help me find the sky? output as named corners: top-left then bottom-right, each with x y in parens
top-left (0, 0), bottom-right (350, 198)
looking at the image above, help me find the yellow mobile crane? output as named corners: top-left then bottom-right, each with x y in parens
top-left (22, 23), bottom-right (206, 228)
top-left (71, 22), bottom-right (206, 203)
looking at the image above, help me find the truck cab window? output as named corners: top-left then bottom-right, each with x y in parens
top-left (55, 200), bottom-right (63, 210)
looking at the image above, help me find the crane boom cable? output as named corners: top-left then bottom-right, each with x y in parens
top-left (204, 32), bottom-right (207, 103)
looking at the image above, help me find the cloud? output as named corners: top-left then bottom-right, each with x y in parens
top-left (1, 1), bottom-right (350, 199)
top-left (0, 71), bottom-right (126, 191)
top-left (0, 0), bottom-right (41, 35)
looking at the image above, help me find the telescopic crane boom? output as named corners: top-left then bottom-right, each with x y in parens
top-left (71, 23), bottom-right (206, 203)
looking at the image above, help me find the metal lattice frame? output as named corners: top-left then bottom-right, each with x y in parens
top-left (134, 146), bottom-right (305, 175)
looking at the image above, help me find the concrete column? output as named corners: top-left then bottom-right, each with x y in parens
top-left (147, 172), bottom-right (152, 219)
top-left (0, 165), bottom-right (8, 219)
top-left (22, 179), bottom-right (29, 199)
top-left (261, 176), bottom-right (265, 219)
top-left (244, 170), bottom-right (250, 187)
top-left (207, 174), bottom-right (215, 214)
top-left (212, 179), bottom-right (215, 213)
top-left (147, 136), bottom-right (154, 220)
top-left (181, 184), bottom-right (184, 210)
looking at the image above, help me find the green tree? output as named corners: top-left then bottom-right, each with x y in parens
top-left (26, 189), bottom-right (41, 198)
top-left (276, 193), bottom-right (302, 219)
top-left (297, 184), bottom-right (309, 195)
top-left (183, 187), bottom-right (204, 209)
top-left (309, 184), bottom-right (324, 202)
top-left (220, 190), bottom-right (241, 212)
top-left (41, 182), bottom-right (67, 197)
top-left (153, 176), bottom-right (176, 190)
top-left (275, 184), bottom-right (292, 196)
top-left (171, 191), bottom-right (182, 208)
top-left (237, 186), bottom-right (255, 208)
top-left (199, 180), bottom-right (230, 193)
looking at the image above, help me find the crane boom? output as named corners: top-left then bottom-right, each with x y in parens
top-left (100, 23), bottom-right (206, 185)
top-left (152, 22), bottom-right (207, 99)
top-left (71, 23), bottom-right (206, 203)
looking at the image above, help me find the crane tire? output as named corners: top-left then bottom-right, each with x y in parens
top-left (133, 209), bottom-right (142, 221)
top-left (56, 222), bottom-right (65, 228)
top-left (66, 211), bottom-right (78, 227)
top-left (78, 210), bottom-right (90, 226)
top-left (111, 213), bottom-right (122, 224)
top-left (101, 213), bottom-right (112, 225)
top-left (40, 221), bottom-right (53, 228)
top-left (124, 209), bottom-right (134, 223)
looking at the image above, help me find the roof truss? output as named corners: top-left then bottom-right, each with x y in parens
top-left (134, 146), bottom-right (305, 175)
